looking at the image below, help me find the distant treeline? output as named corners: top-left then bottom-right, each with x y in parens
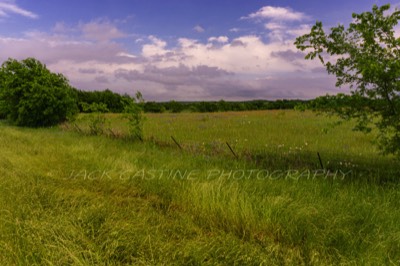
top-left (75, 89), bottom-right (366, 114)
top-left (143, 99), bottom-right (311, 113)
top-left (75, 89), bottom-right (311, 113)
top-left (75, 89), bottom-right (132, 113)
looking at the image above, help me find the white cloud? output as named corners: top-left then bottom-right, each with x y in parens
top-left (178, 38), bottom-right (198, 48)
top-left (134, 34), bottom-right (322, 81)
top-left (142, 35), bottom-right (169, 57)
top-left (242, 6), bottom-right (311, 43)
top-left (0, 32), bottom-right (127, 64)
top-left (287, 24), bottom-right (312, 37)
top-left (117, 52), bottom-right (136, 59)
top-left (116, 32), bottom-right (329, 100)
top-left (243, 6), bottom-right (308, 21)
top-left (193, 25), bottom-right (205, 33)
top-left (208, 36), bottom-right (229, 43)
top-left (264, 22), bottom-right (285, 31)
top-left (80, 19), bottom-right (126, 42)
top-left (0, 0), bottom-right (38, 19)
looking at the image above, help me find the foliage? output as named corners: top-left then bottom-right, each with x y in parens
top-left (0, 58), bottom-right (78, 127)
top-left (80, 102), bottom-right (109, 113)
top-left (143, 101), bottom-right (166, 113)
top-left (123, 91), bottom-right (145, 141)
top-left (142, 99), bottom-right (308, 113)
top-left (76, 89), bottom-right (132, 113)
top-left (166, 100), bottom-right (186, 113)
top-left (73, 89), bottom-right (311, 115)
top-left (295, 4), bottom-right (400, 156)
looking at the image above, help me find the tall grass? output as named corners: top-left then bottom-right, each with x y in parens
top-left (1, 111), bottom-right (399, 265)
top-left (73, 110), bottom-right (396, 175)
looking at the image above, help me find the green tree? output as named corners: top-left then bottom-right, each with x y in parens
top-left (295, 4), bottom-right (400, 156)
top-left (167, 100), bottom-right (185, 113)
top-left (0, 58), bottom-right (78, 127)
top-left (123, 91), bottom-right (145, 141)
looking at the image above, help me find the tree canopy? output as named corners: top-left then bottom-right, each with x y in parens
top-left (0, 58), bottom-right (78, 127)
top-left (295, 4), bottom-right (400, 156)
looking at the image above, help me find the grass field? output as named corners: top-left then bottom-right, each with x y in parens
top-left (1, 110), bottom-right (399, 265)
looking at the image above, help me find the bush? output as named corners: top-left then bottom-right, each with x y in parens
top-left (82, 103), bottom-right (109, 136)
top-left (123, 92), bottom-right (145, 141)
top-left (0, 58), bottom-right (78, 127)
top-left (76, 89), bottom-right (131, 113)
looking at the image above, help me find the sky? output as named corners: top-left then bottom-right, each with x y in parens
top-left (0, 0), bottom-right (398, 101)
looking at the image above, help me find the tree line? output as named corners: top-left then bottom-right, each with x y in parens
top-left (74, 90), bottom-right (371, 114)
top-left (75, 94), bottom-right (310, 113)
top-left (142, 99), bottom-right (308, 113)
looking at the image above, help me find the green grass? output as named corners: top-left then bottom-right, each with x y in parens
top-left (74, 110), bottom-right (396, 175)
top-left (1, 110), bottom-right (399, 265)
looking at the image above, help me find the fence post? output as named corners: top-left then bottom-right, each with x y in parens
top-left (171, 136), bottom-right (183, 150)
top-left (317, 152), bottom-right (324, 169)
top-left (226, 142), bottom-right (239, 159)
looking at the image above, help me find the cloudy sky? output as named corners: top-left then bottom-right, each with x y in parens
top-left (0, 0), bottom-right (397, 101)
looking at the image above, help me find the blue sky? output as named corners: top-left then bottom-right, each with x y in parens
top-left (0, 0), bottom-right (397, 101)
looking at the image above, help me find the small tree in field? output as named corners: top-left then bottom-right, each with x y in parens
top-left (295, 4), bottom-right (400, 156)
top-left (123, 92), bottom-right (145, 141)
top-left (0, 58), bottom-right (78, 127)
top-left (81, 102), bottom-right (109, 136)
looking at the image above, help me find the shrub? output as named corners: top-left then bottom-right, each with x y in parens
top-left (0, 58), bottom-right (78, 127)
top-left (123, 92), bottom-right (145, 141)
top-left (82, 103), bottom-right (109, 136)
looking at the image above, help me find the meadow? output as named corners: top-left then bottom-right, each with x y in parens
top-left (0, 110), bottom-right (399, 265)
